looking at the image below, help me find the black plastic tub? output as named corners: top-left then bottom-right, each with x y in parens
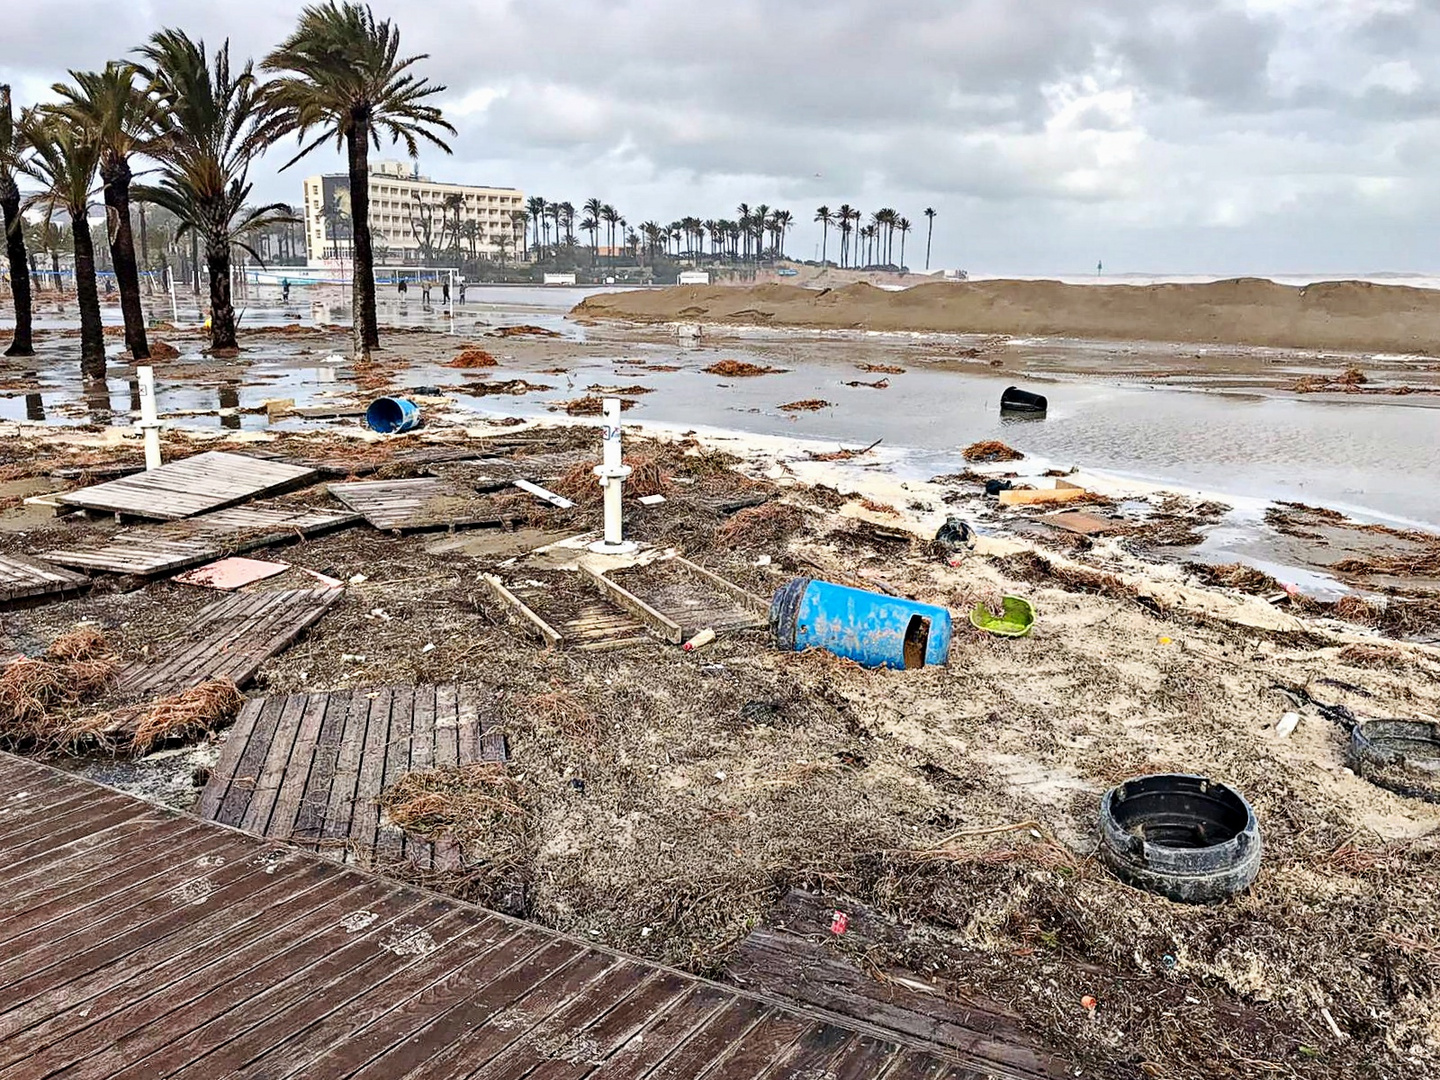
top-left (1000, 386), bottom-right (1047, 415)
top-left (1349, 719), bottom-right (1440, 803)
top-left (1098, 774), bottom-right (1262, 903)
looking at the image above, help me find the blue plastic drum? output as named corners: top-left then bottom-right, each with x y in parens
top-left (769, 577), bottom-right (952, 669)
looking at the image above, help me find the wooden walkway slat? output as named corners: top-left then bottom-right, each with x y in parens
top-left (197, 684), bottom-right (500, 874)
top-left (0, 553), bottom-right (89, 609)
top-left (0, 752), bottom-right (1056, 1080)
top-left (328, 477), bottom-right (512, 533)
top-left (113, 587), bottom-right (343, 699)
top-left (56, 450), bottom-right (318, 520)
top-left (38, 502), bottom-right (358, 577)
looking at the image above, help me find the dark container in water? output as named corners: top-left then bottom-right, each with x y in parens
top-left (1098, 773), bottom-right (1262, 903)
top-left (1000, 385), bottom-right (1047, 415)
top-left (769, 577), bottom-right (952, 670)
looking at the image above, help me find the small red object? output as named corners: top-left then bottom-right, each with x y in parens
top-left (830, 911), bottom-right (849, 935)
top-left (1081, 995), bottom-right (1097, 1010)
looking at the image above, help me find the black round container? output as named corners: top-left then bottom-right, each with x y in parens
top-left (1098, 774), bottom-right (1262, 903)
top-left (1348, 719), bottom-right (1440, 803)
top-left (1000, 386), bottom-right (1048, 414)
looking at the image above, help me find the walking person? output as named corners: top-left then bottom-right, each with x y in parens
top-left (421, 279), bottom-right (432, 306)
top-left (441, 278), bottom-right (451, 306)
top-left (457, 280), bottom-right (467, 305)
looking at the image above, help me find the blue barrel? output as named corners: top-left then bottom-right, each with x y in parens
top-left (769, 577), bottom-right (952, 670)
top-left (365, 397), bottom-right (421, 433)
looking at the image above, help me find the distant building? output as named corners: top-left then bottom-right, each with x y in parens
top-left (301, 161), bottom-right (524, 265)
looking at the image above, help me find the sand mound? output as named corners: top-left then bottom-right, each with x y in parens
top-left (573, 279), bottom-right (1440, 352)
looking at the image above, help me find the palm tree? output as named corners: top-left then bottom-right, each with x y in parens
top-left (17, 110), bottom-right (104, 369)
top-left (261, 1), bottom-right (454, 359)
top-left (0, 85), bottom-right (35, 357)
top-left (897, 216), bottom-right (911, 269)
top-left (735, 203), bottom-right (751, 261)
top-left (136, 29), bottom-right (293, 353)
top-left (526, 196), bottom-right (545, 259)
top-left (600, 204), bottom-right (619, 267)
top-left (813, 205), bottom-right (832, 266)
top-left (923, 207), bottom-right (936, 270)
top-left (441, 192), bottom-right (464, 260)
top-left (52, 63), bottom-right (160, 360)
top-left (582, 197), bottom-right (602, 264)
top-left (834, 203), bottom-right (853, 268)
top-left (752, 203), bottom-right (770, 262)
top-left (511, 209), bottom-right (527, 260)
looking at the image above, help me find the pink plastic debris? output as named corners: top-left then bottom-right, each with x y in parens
top-left (830, 911), bottom-right (849, 935)
top-left (174, 557), bottom-right (290, 591)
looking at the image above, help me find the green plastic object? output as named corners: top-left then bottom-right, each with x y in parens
top-left (970, 595), bottom-right (1035, 637)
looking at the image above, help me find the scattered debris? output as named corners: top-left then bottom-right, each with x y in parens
top-left (704, 360), bottom-right (781, 377)
top-left (842, 378), bottom-right (890, 389)
top-left (777, 399), bottom-right (831, 412)
top-left (963, 441), bottom-right (1024, 463)
top-left (446, 348), bottom-right (498, 368)
top-left (490, 324), bottom-right (560, 338)
top-left (555, 395), bottom-right (636, 416)
top-left (969, 595), bottom-right (1035, 638)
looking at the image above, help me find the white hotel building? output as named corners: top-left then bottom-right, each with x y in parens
top-left (302, 160), bottom-right (525, 265)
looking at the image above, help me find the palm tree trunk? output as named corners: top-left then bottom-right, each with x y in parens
top-left (925, 219), bottom-right (933, 269)
top-left (207, 238), bottom-right (238, 352)
top-left (345, 121), bottom-right (379, 356)
top-left (900, 233), bottom-right (906, 269)
top-left (70, 209), bottom-right (105, 373)
top-left (102, 163), bottom-right (150, 360)
top-left (1, 177), bottom-right (34, 357)
top-left (820, 222), bottom-right (827, 266)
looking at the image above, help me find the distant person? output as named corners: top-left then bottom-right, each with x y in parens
top-left (421, 280), bottom-right (432, 305)
top-left (458, 280), bottom-right (467, 305)
top-left (1097, 260), bottom-right (1103, 275)
top-left (281, 278), bottom-right (290, 303)
top-left (104, 276), bottom-right (115, 296)
top-left (397, 277), bottom-right (407, 296)
top-left (442, 279), bottom-right (451, 305)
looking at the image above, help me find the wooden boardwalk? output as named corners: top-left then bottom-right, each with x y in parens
top-left (39, 503), bottom-right (358, 577)
top-left (484, 571), bottom-right (654, 651)
top-left (608, 558), bottom-right (768, 641)
top-left (329, 478), bottom-right (513, 533)
top-left (0, 554), bottom-right (89, 609)
top-left (56, 451), bottom-right (318, 521)
top-left (196, 685), bottom-right (506, 872)
top-left (0, 752), bottom-right (987, 1079)
top-left (115, 588), bottom-right (344, 699)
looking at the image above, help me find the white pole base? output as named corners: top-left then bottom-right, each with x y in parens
top-left (587, 539), bottom-right (639, 556)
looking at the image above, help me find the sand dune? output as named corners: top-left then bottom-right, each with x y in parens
top-left (572, 278), bottom-right (1440, 352)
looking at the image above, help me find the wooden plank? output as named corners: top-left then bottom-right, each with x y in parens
top-left (328, 477), bottom-right (511, 533)
top-left (675, 555), bottom-right (769, 614)
top-left (405, 686), bottom-right (437, 867)
top-left (0, 554), bottom-right (90, 608)
top-left (194, 698), bottom-right (265, 819)
top-left (257, 691), bottom-right (330, 839)
top-left (375, 687), bottom-right (417, 867)
top-left (56, 451), bottom-right (318, 520)
top-left (483, 573), bottom-right (563, 647)
top-left (455, 684), bottom-right (481, 765)
top-left (320, 690), bottom-right (375, 857)
top-left (433, 685), bottom-right (459, 768)
top-left (584, 565), bottom-right (685, 644)
top-left (113, 587), bottom-right (342, 698)
top-left (348, 687), bottom-right (394, 865)
top-left (291, 689), bottom-right (351, 844)
top-left (39, 504), bottom-right (358, 577)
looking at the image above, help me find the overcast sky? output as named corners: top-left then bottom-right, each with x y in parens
top-left (4, 0), bottom-right (1437, 275)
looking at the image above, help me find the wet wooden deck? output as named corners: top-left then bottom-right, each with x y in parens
top-left (114, 587), bottom-right (344, 699)
top-left (329, 478), bottom-right (513, 533)
top-left (0, 752), bottom-right (991, 1079)
top-left (0, 554), bottom-right (89, 609)
top-left (196, 685), bottom-right (506, 871)
top-left (56, 451), bottom-right (318, 521)
top-left (39, 503), bottom-right (359, 577)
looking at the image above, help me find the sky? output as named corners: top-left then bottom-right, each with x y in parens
top-left (3, 0), bottom-right (1438, 275)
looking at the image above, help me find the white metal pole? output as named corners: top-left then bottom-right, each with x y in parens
top-left (588, 397), bottom-right (635, 555)
top-left (167, 266), bottom-right (177, 321)
top-left (136, 365), bottom-right (162, 471)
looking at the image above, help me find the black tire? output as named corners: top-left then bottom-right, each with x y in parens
top-left (1348, 719), bottom-right (1440, 803)
top-left (1099, 774), bottom-right (1262, 903)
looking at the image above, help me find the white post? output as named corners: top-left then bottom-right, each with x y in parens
top-left (167, 266), bottom-right (177, 321)
top-left (588, 397), bottom-right (636, 555)
top-left (136, 365), bottom-right (163, 471)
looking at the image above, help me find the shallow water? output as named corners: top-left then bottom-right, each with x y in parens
top-left (5, 289), bottom-right (1438, 530)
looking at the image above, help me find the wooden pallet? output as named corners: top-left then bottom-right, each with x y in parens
top-left (195, 684), bottom-right (505, 872)
top-left (56, 451), bottom-right (318, 521)
top-left (329, 477), bottom-right (512, 533)
top-left (0, 751), bottom-right (965, 1080)
top-left (608, 556), bottom-right (768, 640)
top-left (728, 890), bottom-right (1066, 1079)
top-left (427, 450), bottom-right (589, 485)
top-left (0, 554), bottom-right (90, 609)
top-left (114, 587), bottom-right (343, 698)
top-left (38, 503), bottom-right (359, 577)
top-left (484, 571), bottom-right (655, 651)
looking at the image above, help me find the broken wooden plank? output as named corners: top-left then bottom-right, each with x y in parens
top-left (37, 503), bottom-right (359, 578)
top-left (513, 479), bottom-right (575, 509)
top-left (328, 477), bottom-right (511, 533)
top-left (583, 566), bottom-right (684, 644)
top-left (499, 572), bottom-right (653, 652)
top-left (1039, 510), bottom-right (1123, 536)
top-left (55, 451), bottom-right (318, 521)
top-left (998, 487), bottom-right (1088, 507)
top-left (482, 574), bottom-right (563, 648)
top-left (0, 555), bottom-right (90, 609)
top-left (607, 557), bottom-right (766, 640)
top-left (114, 587), bottom-right (343, 698)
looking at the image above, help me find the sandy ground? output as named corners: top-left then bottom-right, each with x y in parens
top-left (573, 279), bottom-right (1440, 355)
top-left (1, 401), bottom-right (1439, 1078)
